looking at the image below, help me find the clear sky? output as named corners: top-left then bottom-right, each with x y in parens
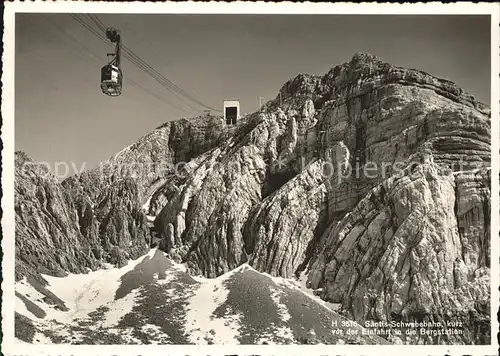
top-left (15, 14), bottom-right (491, 173)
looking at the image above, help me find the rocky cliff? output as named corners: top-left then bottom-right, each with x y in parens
top-left (15, 152), bottom-right (102, 281)
top-left (15, 115), bottom-right (231, 280)
top-left (15, 53), bottom-right (491, 345)
top-left (151, 53), bottom-right (491, 344)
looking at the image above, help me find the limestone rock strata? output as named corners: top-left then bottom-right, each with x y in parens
top-left (150, 53), bottom-right (490, 344)
top-left (244, 160), bottom-right (329, 278)
top-left (66, 115), bottom-right (229, 205)
top-left (15, 53), bottom-right (491, 345)
top-left (306, 161), bottom-right (491, 344)
top-left (155, 53), bottom-right (490, 281)
top-left (154, 116), bottom-right (272, 277)
top-left (15, 152), bottom-right (101, 280)
top-left (15, 116), bottom-right (230, 279)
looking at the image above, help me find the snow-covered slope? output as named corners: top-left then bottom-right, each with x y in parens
top-left (15, 249), bottom-right (387, 345)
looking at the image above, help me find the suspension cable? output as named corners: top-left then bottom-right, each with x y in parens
top-left (43, 15), bottom-right (199, 115)
top-left (86, 13), bottom-right (107, 33)
top-left (71, 13), bottom-right (221, 113)
top-left (70, 14), bottom-right (206, 114)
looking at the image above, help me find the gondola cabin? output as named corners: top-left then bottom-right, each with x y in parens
top-left (100, 64), bottom-right (122, 96)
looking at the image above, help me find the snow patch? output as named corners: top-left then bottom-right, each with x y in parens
top-left (153, 272), bottom-right (176, 285)
top-left (269, 287), bottom-right (291, 322)
top-left (115, 327), bottom-right (144, 344)
top-left (39, 249), bottom-right (157, 324)
top-left (141, 324), bottom-right (170, 344)
top-left (15, 295), bottom-right (41, 321)
top-left (31, 331), bottom-right (53, 344)
top-left (16, 278), bottom-right (47, 304)
top-left (452, 168), bottom-right (484, 176)
top-left (142, 196), bottom-right (152, 211)
top-left (15, 278), bottom-right (48, 319)
top-left (169, 260), bottom-right (188, 273)
top-left (274, 325), bottom-right (294, 340)
top-left (262, 269), bottom-right (341, 313)
top-left (143, 195), bottom-right (158, 222)
top-left (103, 289), bottom-right (140, 327)
top-left (184, 265), bottom-right (249, 344)
top-left (102, 263), bottom-right (115, 270)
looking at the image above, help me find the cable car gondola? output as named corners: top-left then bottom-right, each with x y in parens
top-left (101, 27), bottom-right (123, 97)
top-left (100, 64), bottom-right (122, 96)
